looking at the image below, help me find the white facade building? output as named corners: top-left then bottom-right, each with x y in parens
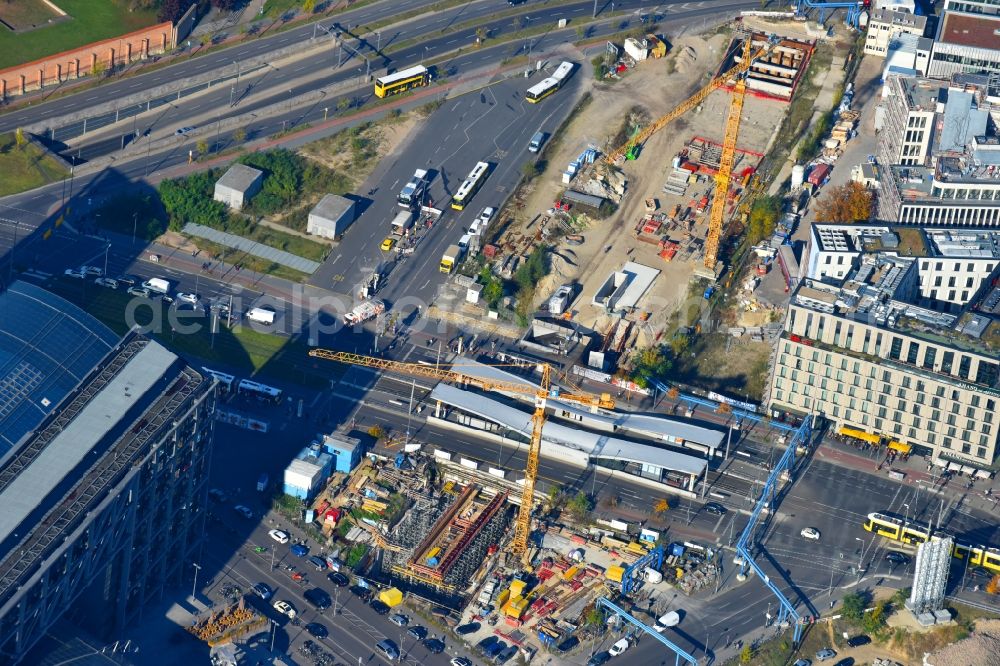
top-left (865, 8), bottom-right (927, 57)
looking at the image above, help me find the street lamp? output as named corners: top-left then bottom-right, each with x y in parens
top-left (855, 537), bottom-right (864, 582)
top-left (903, 502), bottom-right (911, 524)
top-left (191, 562), bottom-right (201, 599)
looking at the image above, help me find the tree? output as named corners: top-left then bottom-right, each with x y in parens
top-left (566, 492), bottom-right (593, 522)
top-left (195, 139), bottom-right (209, 155)
top-left (200, 33), bottom-right (212, 48)
top-left (841, 591), bottom-right (866, 624)
top-left (90, 60), bottom-right (106, 77)
top-left (232, 127), bottom-right (246, 143)
top-left (584, 608), bottom-right (603, 629)
top-left (716, 402), bottom-right (732, 415)
top-left (521, 161), bottom-right (542, 179)
top-left (746, 194), bottom-right (781, 244)
top-left (653, 498), bottom-right (670, 515)
top-left (669, 333), bottom-right (689, 357)
top-left (302, 0), bottom-right (316, 12)
top-left (987, 574), bottom-right (1000, 595)
top-left (667, 386), bottom-right (680, 400)
top-left (512, 16), bottom-right (525, 31)
top-left (630, 346), bottom-right (671, 390)
top-left (367, 424), bottom-right (385, 440)
top-left (337, 97), bottom-right (351, 113)
top-left (862, 600), bottom-right (889, 634)
top-left (546, 484), bottom-right (563, 506)
top-left (739, 644), bottom-right (753, 664)
top-left (814, 181), bottom-right (873, 223)
top-left (475, 26), bottom-right (487, 44)
top-left (576, 25), bottom-right (585, 40)
top-left (14, 128), bottom-right (27, 150)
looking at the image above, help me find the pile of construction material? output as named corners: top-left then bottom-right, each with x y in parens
top-left (674, 45), bottom-right (698, 73)
top-left (580, 168), bottom-right (627, 204)
top-left (187, 599), bottom-right (266, 647)
top-left (662, 544), bottom-right (720, 595)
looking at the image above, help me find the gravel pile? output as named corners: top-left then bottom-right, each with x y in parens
top-left (925, 619), bottom-right (1000, 666)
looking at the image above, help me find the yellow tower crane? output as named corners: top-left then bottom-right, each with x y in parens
top-left (308, 350), bottom-right (614, 562)
top-left (605, 36), bottom-right (776, 271)
top-left (703, 37), bottom-right (754, 271)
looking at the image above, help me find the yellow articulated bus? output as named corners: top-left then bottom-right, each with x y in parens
top-left (525, 61), bottom-right (574, 103)
top-left (374, 65), bottom-right (429, 98)
top-left (863, 512), bottom-right (1000, 573)
top-left (451, 161), bottom-right (490, 210)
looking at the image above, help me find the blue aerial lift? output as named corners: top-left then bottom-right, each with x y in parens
top-left (793, 0), bottom-right (869, 28)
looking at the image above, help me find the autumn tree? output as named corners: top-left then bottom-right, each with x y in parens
top-left (302, 0), bottom-right (316, 13)
top-left (367, 424), bottom-right (385, 440)
top-left (667, 386), bottom-right (680, 400)
top-left (739, 644), bottom-right (753, 664)
top-left (716, 402), bottom-right (733, 415)
top-left (195, 139), bottom-right (209, 155)
top-left (630, 346), bottom-right (671, 389)
top-left (746, 195), bottom-right (781, 244)
top-left (14, 128), bottom-right (27, 150)
top-left (814, 181), bottom-right (873, 223)
top-left (232, 127), bottom-right (246, 143)
top-left (986, 574), bottom-right (1000, 595)
top-left (653, 498), bottom-right (670, 515)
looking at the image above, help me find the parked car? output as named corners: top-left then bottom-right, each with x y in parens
top-left (389, 613), bottom-right (409, 627)
top-left (94, 277), bottom-right (119, 289)
top-left (407, 625), bottom-right (427, 640)
top-left (175, 126), bottom-right (196, 136)
top-left (268, 529), bottom-right (290, 544)
top-left (304, 588), bottom-right (331, 610)
top-left (81, 266), bottom-right (103, 276)
top-left (327, 571), bottom-right (349, 587)
top-left (272, 600), bottom-right (296, 618)
top-left (64, 268), bottom-right (86, 279)
top-left (800, 527), bottom-right (821, 540)
top-left (792, 660), bottom-right (811, 666)
top-left (308, 555), bottom-right (328, 571)
top-left (834, 658), bottom-right (855, 666)
top-left (348, 585), bottom-right (371, 600)
top-left (290, 543), bottom-right (309, 557)
top-left (208, 488), bottom-right (227, 502)
top-left (494, 645), bottom-right (517, 664)
top-left (369, 599), bottom-right (391, 615)
top-left (704, 502), bottom-right (727, 515)
top-left (127, 286), bottom-right (151, 298)
top-left (233, 505), bottom-right (253, 519)
top-left (455, 622), bottom-right (480, 635)
top-left (375, 639), bottom-right (399, 661)
top-left (609, 638), bottom-right (630, 656)
top-left (587, 652), bottom-right (611, 666)
top-left (846, 635), bottom-right (870, 648)
top-left (423, 637), bottom-right (445, 653)
top-left (253, 582), bottom-right (273, 600)
top-left (305, 622), bottom-right (328, 638)
top-left (815, 648), bottom-right (837, 661)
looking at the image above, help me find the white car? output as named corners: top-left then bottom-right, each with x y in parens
top-left (64, 268), bottom-right (86, 279)
top-left (269, 529), bottom-right (290, 544)
top-left (477, 207), bottom-right (496, 225)
top-left (450, 659), bottom-right (472, 666)
top-left (175, 126), bottom-right (196, 136)
top-left (800, 527), bottom-right (821, 541)
top-left (273, 600), bottom-right (296, 618)
top-left (177, 292), bottom-right (200, 304)
top-left (81, 266), bottom-right (103, 276)
top-left (609, 638), bottom-right (630, 656)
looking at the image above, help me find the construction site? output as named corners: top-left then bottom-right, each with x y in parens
top-left (432, 24), bottom-right (826, 393)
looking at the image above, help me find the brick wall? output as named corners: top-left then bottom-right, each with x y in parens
top-left (0, 22), bottom-right (176, 99)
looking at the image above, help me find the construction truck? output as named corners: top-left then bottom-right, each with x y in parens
top-left (343, 299), bottom-right (385, 325)
top-left (439, 244), bottom-right (464, 274)
top-left (390, 210), bottom-right (415, 236)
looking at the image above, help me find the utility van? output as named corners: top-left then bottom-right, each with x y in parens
top-left (142, 277), bottom-right (170, 294)
top-left (528, 131), bottom-right (546, 153)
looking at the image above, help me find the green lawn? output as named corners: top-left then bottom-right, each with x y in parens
top-left (0, 0), bottom-right (159, 70)
top-left (46, 279), bottom-right (336, 389)
top-left (0, 132), bottom-right (68, 196)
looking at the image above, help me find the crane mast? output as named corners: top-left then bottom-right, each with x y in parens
top-left (704, 37), bottom-right (753, 270)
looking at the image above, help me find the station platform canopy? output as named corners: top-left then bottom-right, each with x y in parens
top-left (431, 383), bottom-right (707, 477)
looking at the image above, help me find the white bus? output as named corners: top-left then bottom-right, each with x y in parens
top-left (451, 161), bottom-right (491, 210)
top-left (237, 379), bottom-right (283, 403)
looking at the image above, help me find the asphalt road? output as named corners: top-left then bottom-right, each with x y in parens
top-left (309, 72), bottom-right (584, 306)
top-left (0, 0), bottom-right (439, 132)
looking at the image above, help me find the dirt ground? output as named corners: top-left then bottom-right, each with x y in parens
top-left (298, 113), bottom-right (419, 183)
top-left (512, 29), bottom-right (790, 345)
